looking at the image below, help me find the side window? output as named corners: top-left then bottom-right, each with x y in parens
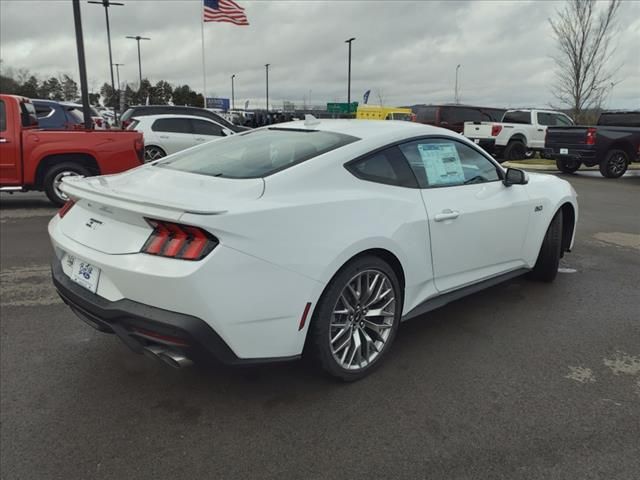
top-left (152, 118), bottom-right (192, 134)
top-left (537, 112), bottom-right (553, 126)
top-left (399, 139), bottom-right (500, 188)
top-left (191, 119), bottom-right (224, 136)
top-left (35, 104), bottom-right (53, 118)
top-left (503, 111), bottom-right (531, 124)
top-left (346, 147), bottom-right (417, 188)
top-left (554, 114), bottom-right (573, 126)
top-left (0, 100), bottom-right (6, 131)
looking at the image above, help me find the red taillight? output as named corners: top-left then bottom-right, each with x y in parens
top-left (121, 119), bottom-right (131, 130)
top-left (58, 200), bottom-right (76, 218)
top-left (134, 137), bottom-right (144, 163)
top-left (586, 127), bottom-right (597, 145)
top-left (491, 124), bottom-right (503, 137)
top-left (141, 219), bottom-right (218, 261)
top-left (95, 118), bottom-right (103, 127)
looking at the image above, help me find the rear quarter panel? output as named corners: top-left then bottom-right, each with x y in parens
top-left (21, 130), bottom-right (143, 184)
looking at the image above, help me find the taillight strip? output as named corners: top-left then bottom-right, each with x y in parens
top-left (141, 219), bottom-right (218, 261)
top-left (58, 200), bottom-right (76, 218)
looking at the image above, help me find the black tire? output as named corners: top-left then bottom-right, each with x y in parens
top-left (503, 140), bottom-right (527, 161)
top-left (306, 255), bottom-right (402, 381)
top-left (144, 145), bottom-right (166, 163)
top-left (599, 149), bottom-right (628, 178)
top-left (555, 158), bottom-right (581, 174)
top-left (530, 210), bottom-right (563, 283)
top-left (43, 162), bottom-right (91, 207)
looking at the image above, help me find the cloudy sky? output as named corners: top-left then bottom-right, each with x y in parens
top-left (1, 0), bottom-right (638, 109)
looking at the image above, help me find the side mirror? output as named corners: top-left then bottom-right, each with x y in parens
top-left (503, 168), bottom-right (529, 186)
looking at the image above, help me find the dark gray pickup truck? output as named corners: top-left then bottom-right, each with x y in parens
top-left (545, 111), bottom-right (640, 178)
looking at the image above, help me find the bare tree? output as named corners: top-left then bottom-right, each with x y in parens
top-left (549, 0), bottom-right (621, 122)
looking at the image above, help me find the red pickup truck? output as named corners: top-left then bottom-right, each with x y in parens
top-left (0, 95), bottom-right (144, 205)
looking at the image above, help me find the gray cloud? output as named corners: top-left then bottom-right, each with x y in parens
top-left (1, 0), bottom-right (638, 109)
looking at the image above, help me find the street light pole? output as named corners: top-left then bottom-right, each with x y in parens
top-left (231, 74), bottom-right (235, 110)
top-left (126, 35), bottom-right (150, 87)
top-left (113, 63), bottom-right (124, 90)
top-left (88, 0), bottom-right (123, 123)
top-left (345, 37), bottom-right (355, 107)
top-left (265, 64), bottom-right (270, 112)
top-left (455, 64), bottom-right (461, 104)
top-left (71, 0), bottom-right (92, 130)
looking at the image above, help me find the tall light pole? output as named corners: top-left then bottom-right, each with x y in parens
top-left (88, 0), bottom-right (123, 123)
top-left (72, 0), bottom-right (92, 130)
top-left (126, 35), bottom-right (150, 87)
top-left (112, 63), bottom-right (124, 90)
top-left (231, 74), bottom-right (235, 110)
top-left (455, 64), bottom-right (461, 104)
top-left (265, 64), bottom-right (270, 112)
top-left (345, 37), bottom-right (355, 109)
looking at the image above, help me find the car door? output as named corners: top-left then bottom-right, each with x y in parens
top-left (398, 137), bottom-right (533, 292)
top-left (190, 118), bottom-right (226, 146)
top-left (531, 112), bottom-right (551, 149)
top-left (150, 117), bottom-right (195, 155)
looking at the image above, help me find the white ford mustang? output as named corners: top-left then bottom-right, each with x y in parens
top-left (49, 118), bottom-right (578, 380)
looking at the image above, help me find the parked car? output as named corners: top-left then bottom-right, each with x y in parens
top-left (49, 117), bottom-right (578, 380)
top-left (127, 114), bottom-right (234, 161)
top-left (411, 104), bottom-right (506, 133)
top-left (545, 110), bottom-right (640, 178)
top-left (0, 95), bottom-right (144, 205)
top-left (120, 105), bottom-right (249, 133)
top-left (32, 99), bottom-right (109, 130)
top-left (464, 109), bottom-right (574, 161)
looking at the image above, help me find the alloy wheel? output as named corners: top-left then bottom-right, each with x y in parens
top-left (53, 171), bottom-right (80, 202)
top-left (144, 146), bottom-right (165, 162)
top-left (609, 153), bottom-right (626, 176)
top-left (329, 269), bottom-right (396, 371)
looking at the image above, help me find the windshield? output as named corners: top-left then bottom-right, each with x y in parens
top-left (157, 128), bottom-right (359, 178)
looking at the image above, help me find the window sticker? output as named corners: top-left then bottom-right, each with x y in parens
top-left (417, 143), bottom-right (465, 186)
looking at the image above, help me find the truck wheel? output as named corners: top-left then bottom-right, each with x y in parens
top-left (503, 141), bottom-right (527, 161)
top-left (556, 159), bottom-right (581, 173)
top-left (599, 149), bottom-right (628, 178)
top-left (43, 163), bottom-right (90, 207)
top-left (529, 210), bottom-right (563, 283)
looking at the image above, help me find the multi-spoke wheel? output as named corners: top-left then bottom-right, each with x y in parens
top-left (144, 145), bottom-right (166, 163)
top-left (43, 162), bottom-right (90, 207)
top-left (307, 255), bottom-right (401, 381)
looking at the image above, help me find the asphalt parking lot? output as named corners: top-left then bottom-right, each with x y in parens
top-left (1, 171), bottom-right (638, 479)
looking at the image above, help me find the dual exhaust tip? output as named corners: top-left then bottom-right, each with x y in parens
top-left (143, 345), bottom-right (193, 369)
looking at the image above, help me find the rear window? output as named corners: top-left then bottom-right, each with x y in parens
top-left (598, 112), bottom-right (640, 127)
top-left (20, 102), bottom-right (38, 127)
top-left (157, 128), bottom-right (359, 178)
top-left (503, 111), bottom-right (531, 124)
top-left (440, 107), bottom-right (491, 124)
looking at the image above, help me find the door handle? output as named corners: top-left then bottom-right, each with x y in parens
top-left (195, 137), bottom-right (206, 141)
top-left (0, 138), bottom-right (8, 143)
top-left (434, 209), bottom-right (460, 222)
top-left (537, 129), bottom-right (544, 132)
top-left (159, 135), bottom-right (169, 139)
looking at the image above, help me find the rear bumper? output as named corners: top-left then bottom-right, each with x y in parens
top-left (545, 147), bottom-right (598, 165)
top-left (51, 260), bottom-right (300, 365)
top-left (468, 138), bottom-right (496, 154)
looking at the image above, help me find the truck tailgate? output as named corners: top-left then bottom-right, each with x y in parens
top-left (545, 127), bottom-right (589, 148)
top-left (463, 122), bottom-right (494, 139)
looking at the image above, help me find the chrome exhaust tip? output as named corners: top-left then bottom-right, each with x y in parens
top-left (157, 351), bottom-right (193, 369)
top-left (142, 345), bottom-right (165, 362)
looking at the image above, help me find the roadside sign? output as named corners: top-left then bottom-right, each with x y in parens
top-left (326, 102), bottom-right (358, 114)
top-left (206, 97), bottom-right (230, 111)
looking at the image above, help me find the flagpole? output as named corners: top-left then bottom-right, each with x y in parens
top-left (201, 7), bottom-right (207, 108)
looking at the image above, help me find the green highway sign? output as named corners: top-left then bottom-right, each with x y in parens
top-left (326, 102), bottom-right (358, 114)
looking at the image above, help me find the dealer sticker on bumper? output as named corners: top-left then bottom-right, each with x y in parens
top-left (67, 255), bottom-right (101, 293)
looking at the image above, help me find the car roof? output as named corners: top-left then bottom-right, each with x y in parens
top-left (135, 114), bottom-right (219, 121)
top-left (270, 119), bottom-right (447, 141)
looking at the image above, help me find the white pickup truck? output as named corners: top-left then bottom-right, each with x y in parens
top-left (464, 109), bottom-right (574, 161)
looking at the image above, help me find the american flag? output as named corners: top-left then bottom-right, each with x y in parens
top-left (203, 0), bottom-right (249, 26)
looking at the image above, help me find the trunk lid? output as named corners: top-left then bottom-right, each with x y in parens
top-left (463, 121), bottom-right (495, 139)
top-left (58, 166), bottom-right (264, 254)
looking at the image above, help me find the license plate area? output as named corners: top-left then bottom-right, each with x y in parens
top-left (560, 148), bottom-right (568, 154)
top-left (65, 255), bottom-right (101, 293)
top-left (473, 138), bottom-right (480, 144)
